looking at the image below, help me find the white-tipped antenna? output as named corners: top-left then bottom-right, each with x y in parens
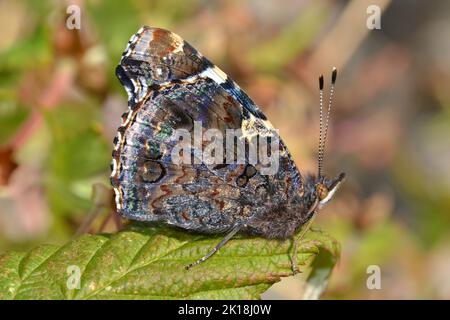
top-left (318, 74), bottom-right (325, 178)
top-left (318, 67), bottom-right (337, 179)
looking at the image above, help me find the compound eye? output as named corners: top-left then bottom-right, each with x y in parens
top-left (316, 183), bottom-right (329, 201)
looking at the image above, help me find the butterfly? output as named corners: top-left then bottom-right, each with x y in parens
top-left (110, 26), bottom-right (345, 271)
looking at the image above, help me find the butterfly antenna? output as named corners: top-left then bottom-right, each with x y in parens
top-left (318, 67), bottom-right (337, 179)
top-left (318, 74), bottom-right (325, 179)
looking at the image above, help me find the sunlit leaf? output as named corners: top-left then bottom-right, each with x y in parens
top-left (0, 223), bottom-right (340, 299)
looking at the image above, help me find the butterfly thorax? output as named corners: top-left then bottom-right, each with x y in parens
top-left (244, 175), bottom-right (318, 239)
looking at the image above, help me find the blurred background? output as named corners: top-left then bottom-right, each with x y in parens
top-left (1, 0), bottom-right (449, 299)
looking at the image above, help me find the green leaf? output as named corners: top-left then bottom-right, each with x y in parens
top-left (0, 223), bottom-right (340, 300)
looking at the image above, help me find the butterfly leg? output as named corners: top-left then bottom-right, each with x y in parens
top-left (290, 217), bottom-right (315, 275)
top-left (74, 183), bottom-right (113, 237)
top-left (185, 223), bottom-right (243, 270)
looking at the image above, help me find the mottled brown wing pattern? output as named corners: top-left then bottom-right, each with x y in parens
top-left (111, 26), bottom-right (303, 234)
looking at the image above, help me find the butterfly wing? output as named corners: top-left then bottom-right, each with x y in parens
top-left (111, 26), bottom-right (303, 233)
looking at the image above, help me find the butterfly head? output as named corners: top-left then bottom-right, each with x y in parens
top-left (314, 172), bottom-right (346, 209)
top-left (301, 172), bottom-right (345, 217)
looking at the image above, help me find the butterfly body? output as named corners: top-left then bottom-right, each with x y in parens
top-left (111, 27), bottom-right (344, 267)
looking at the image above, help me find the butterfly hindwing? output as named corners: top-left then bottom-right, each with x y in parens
top-left (111, 26), bottom-right (302, 233)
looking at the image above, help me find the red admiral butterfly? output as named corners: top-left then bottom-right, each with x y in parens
top-left (111, 26), bottom-right (345, 271)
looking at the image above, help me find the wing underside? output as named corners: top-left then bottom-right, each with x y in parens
top-left (111, 26), bottom-right (302, 233)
